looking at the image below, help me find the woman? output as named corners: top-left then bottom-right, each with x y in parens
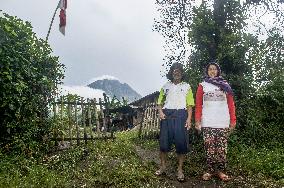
top-left (195, 61), bottom-right (236, 181)
top-left (155, 62), bottom-right (195, 182)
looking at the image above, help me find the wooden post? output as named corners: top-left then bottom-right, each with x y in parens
top-left (81, 97), bottom-right (87, 144)
top-left (155, 102), bottom-right (160, 138)
top-left (103, 93), bottom-right (110, 116)
top-left (98, 98), bottom-right (103, 135)
top-left (75, 99), bottom-right (80, 145)
top-left (102, 94), bottom-right (110, 137)
top-left (93, 98), bottom-right (100, 138)
top-left (87, 98), bottom-right (93, 139)
top-left (53, 98), bottom-right (58, 146)
top-left (148, 103), bottom-right (153, 137)
top-left (137, 106), bottom-right (145, 138)
top-left (151, 102), bottom-right (155, 136)
top-left (143, 103), bottom-right (150, 138)
top-left (145, 103), bottom-right (150, 137)
top-left (67, 98), bottom-right (72, 146)
top-left (141, 104), bottom-right (147, 138)
top-left (154, 102), bottom-right (160, 132)
top-left (149, 103), bottom-right (153, 138)
top-left (60, 96), bottom-right (64, 141)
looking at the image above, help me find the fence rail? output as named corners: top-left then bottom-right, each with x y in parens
top-left (51, 96), bottom-right (113, 147)
top-left (138, 102), bottom-right (160, 139)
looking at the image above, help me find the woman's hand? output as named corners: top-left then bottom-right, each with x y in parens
top-left (185, 118), bottom-right (192, 130)
top-left (230, 122), bottom-right (236, 129)
top-left (159, 110), bottom-right (166, 120)
top-left (195, 121), bottom-right (201, 134)
top-left (195, 121), bottom-right (201, 131)
top-left (229, 122), bottom-right (236, 133)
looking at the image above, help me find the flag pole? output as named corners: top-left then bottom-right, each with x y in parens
top-left (46, 1), bottom-right (60, 41)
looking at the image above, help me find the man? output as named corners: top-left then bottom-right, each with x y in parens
top-left (155, 63), bottom-right (194, 182)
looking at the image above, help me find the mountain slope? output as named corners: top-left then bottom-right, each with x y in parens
top-left (88, 79), bottom-right (141, 103)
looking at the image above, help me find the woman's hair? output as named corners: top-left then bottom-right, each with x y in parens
top-left (205, 61), bottom-right (221, 77)
top-left (166, 63), bottom-right (185, 82)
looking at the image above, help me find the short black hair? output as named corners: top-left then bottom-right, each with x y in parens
top-left (166, 63), bottom-right (185, 82)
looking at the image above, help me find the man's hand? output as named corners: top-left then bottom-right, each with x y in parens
top-left (159, 110), bottom-right (166, 120)
top-left (185, 118), bottom-right (192, 130)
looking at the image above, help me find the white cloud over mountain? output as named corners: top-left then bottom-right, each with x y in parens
top-left (58, 74), bottom-right (131, 99)
top-left (85, 75), bottom-right (121, 85)
top-left (59, 85), bottom-right (105, 99)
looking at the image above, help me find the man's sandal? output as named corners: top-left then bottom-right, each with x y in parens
top-left (202, 172), bottom-right (213, 181)
top-left (177, 171), bottom-right (185, 182)
top-left (155, 168), bottom-right (166, 176)
top-left (217, 172), bottom-right (231, 181)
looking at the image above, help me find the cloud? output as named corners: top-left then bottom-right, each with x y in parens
top-left (59, 85), bottom-right (105, 99)
top-left (1, 0), bottom-right (166, 97)
top-left (86, 75), bottom-right (120, 85)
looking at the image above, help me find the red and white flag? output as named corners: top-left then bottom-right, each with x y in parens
top-left (58, 0), bottom-right (67, 35)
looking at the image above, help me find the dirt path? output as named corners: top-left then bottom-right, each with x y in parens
top-left (134, 145), bottom-right (280, 188)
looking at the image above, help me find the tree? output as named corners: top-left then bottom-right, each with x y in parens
top-left (0, 12), bottom-right (65, 154)
top-left (153, 0), bottom-right (194, 72)
top-left (154, 0), bottom-right (284, 131)
top-left (187, 1), bottom-right (257, 129)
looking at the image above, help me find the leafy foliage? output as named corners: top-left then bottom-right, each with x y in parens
top-left (134, 131), bottom-right (284, 186)
top-left (104, 94), bottom-right (128, 109)
top-left (0, 13), bottom-right (65, 154)
top-left (186, 1), bottom-right (256, 129)
top-left (0, 131), bottom-right (282, 187)
top-left (155, 0), bottom-right (284, 145)
top-left (0, 131), bottom-right (172, 188)
top-left (238, 28), bottom-right (284, 147)
top-left (153, 0), bottom-right (194, 72)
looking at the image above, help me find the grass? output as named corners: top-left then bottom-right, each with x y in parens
top-left (134, 131), bottom-right (284, 187)
top-left (0, 131), bottom-right (170, 188)
top-left (228, 145), bottom-right (284, 182)
top-left (0, 130), bottom-right (283, 187)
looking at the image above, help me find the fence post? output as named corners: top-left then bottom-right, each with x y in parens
top-left (103, 93), bottom-right (110, 116)
top-left (150, 103), bottom-right (155, 138)
top-left (143, 103), bottom-right (150, 138)
top-left (98, 98), bottom-right (104, 136)
top-left (87, 98), bottom-right (93, 139)
top-left (81, 97), bottom-right (87, 144)
top-left (53, 98), bottom-right (58, 146)
top-left (75, 99), bottom-right (80, 145)
top-left (154, 102), bottom-right (160, 135)
top-left (148, 103), bottom-right (153, 137)
top-left (68, 98), bottom-right (72, 146)
top-left (93, 98), bottom-right (100, 138)
top-left (60, 96), bottom-right (64, 141)
top-left (138, 106), bottom-right (145, 138)
top-left (144, 103), bottom-right (149, 137)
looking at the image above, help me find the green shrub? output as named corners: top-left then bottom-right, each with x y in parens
top-left (0, 12), bottom-right (65, 154)
top-left (228, 144), bottom-right (284, 181)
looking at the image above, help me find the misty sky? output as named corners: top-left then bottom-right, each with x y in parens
top-left (1, 0), bottom-right (168, 96)
top-left (1, 0), bottom-right (277, 98)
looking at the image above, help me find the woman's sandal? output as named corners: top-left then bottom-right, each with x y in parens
top-left (217, 172), bottom-right (231, 181)
top-left (155, 168), bottom-right (166, 176)
top-left (177, 171), bottom-right (185, 182)
top-left (202, 172), bottom-right (213, 181)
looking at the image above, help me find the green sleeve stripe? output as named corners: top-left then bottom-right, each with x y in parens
top-left (157, 88), bottom-right (165, 105)
top-left (186, 89), bottom-right (195, 107)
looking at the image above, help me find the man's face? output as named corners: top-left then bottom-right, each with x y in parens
top-left (173, 68), bottom-right (182, 81)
